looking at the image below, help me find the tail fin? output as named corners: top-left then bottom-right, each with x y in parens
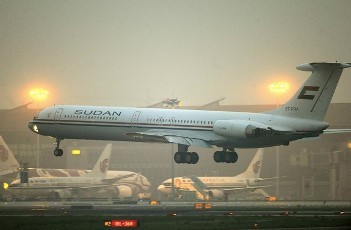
top-left (0, 136), bottom-right (20, 177)
top-left (266, 62), bottom-right (351, 121)
top-left (240, 148), bottom-right (264, 179)
top-left (85, 144), bottom-right (112, 178)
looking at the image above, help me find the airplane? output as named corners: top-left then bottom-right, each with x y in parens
top-left (0, 136), bottom-right (151, 200)
top-left (5, 143), bottom-right (121, 199)
top-left (158, 148), bottom-right (274, 200)
top-left (28, 62), bottom-right (351, 164)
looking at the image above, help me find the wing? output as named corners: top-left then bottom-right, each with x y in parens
top-left (323, 129), bottom-right (351, 134)
top-left (126, 129), bottom-right (213, 148)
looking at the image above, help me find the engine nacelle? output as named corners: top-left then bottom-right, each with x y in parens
top-left (53, 189), bottom-right (72, 199)
top-left (114, 185), bottom-right (133, 200)
top-left (213, 120), bottom-right (273, 139)
top-left (207, 189), bottom-right (225, 200)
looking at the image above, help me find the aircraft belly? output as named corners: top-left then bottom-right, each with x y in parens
top-left (50, 124), bottom-right (130, 141)
top-left (51, 122), bottom-right (221, 144)
top-left (219, 135), bottom-right (301, 148)
top-left (36, 121), bottom-right (306, 148)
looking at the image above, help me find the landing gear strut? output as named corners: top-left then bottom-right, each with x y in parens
top-left (213, 147), bottom-right (238, 163)
top-left (174, 144), bottom-right (199, 164)
top-left (53, 138), bottom-right (63, 157)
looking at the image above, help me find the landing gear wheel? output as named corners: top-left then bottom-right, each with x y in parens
top-left (213, 151), bottom-right (222, 163)
top-left (54, 148), bottom-right (63, 157)
top-left (185, 153), bottom-right (192, 164)
top-left (224, 152), bottom-right (232, 163)
top-left (231, 151), bottom-right (238, 163)
top-left (174, 152), bottom-right (199, 164)
top-left (185, 152), bottom-right (199, 164)
top-left (174, 152), bottom-right (184, 163)
top-left (191, 152), bottom-right (199, 164)
top-left (213, 149), bottom-right (238, 163)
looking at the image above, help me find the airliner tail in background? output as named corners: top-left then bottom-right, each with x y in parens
top-left (237, 148), bottom-right (263, 179)
top-left (0, 136), bottom-right (20, 180)
top-left (85, 144), bottom-right (111, 178)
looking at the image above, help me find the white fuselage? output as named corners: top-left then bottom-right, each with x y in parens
top-left (4, 170), bottom-right (151, 200)
top-left (28, 105), bottom-right (327, 148)
top-left (158, 175), bottom-right (254, 195)
top-left (25, 169), bottom-right (151, 192)
top-left (10, 176), bottom-right (108, 189)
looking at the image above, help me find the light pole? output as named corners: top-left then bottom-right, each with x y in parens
top-left (163, 98), bottom-right (181, 201)
top-left (269, 82), bottom-right (289, 198)
top-left (29, 88), bottom-right (49, 168)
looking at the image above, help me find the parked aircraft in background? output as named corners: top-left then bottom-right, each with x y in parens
top-left (158, 149), bottom-right (276, 200)
top-left (28, 62), bottom-right (351, 164)
top-left (0, 136), bottom-right (151, 200)
top-left (4, 144), bottom-right (124, 199)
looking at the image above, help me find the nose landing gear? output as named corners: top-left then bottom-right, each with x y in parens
top-left (53, 138), bottom-right (63, 157)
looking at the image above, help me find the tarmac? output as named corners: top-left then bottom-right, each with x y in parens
top-left (0, 200), bottom-right (350, 217)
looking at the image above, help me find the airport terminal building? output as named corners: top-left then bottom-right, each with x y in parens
top-left (1, 103), bottom-right (350, 200)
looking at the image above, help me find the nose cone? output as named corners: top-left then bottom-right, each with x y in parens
top-left (9, 179), bottom-right (20, 187)
top-left (28, 121), bottom-right (38, 133)
top-left (157, 184), bottom-right (165, 192)
top-left (157, 184), bottom-right (171, 195)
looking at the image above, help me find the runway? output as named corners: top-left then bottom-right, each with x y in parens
top-left (0, 200), bottom-right (350, 216)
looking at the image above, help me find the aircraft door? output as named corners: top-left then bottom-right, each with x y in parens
top-left (131, 111), bottom-right (141, 127)
top-left (54, 108), bottom-right (63, 124)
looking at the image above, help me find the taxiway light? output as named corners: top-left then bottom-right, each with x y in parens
top-left (72, 149), bottom-right (81, 155)
top-left (3, 182), bottom-right (9, 190)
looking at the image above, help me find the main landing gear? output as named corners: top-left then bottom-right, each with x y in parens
top-left (174, 144), bottom-right (199, 164)
top-left (53, 138), bottom-right (63, 157)
top-left (213, 148), bottom-right (238, 163)
top-left (173, 145), bottom-right (238, 164)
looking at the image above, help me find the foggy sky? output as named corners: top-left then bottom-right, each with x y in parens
top-left (1, 0), bottom-right (351, 109)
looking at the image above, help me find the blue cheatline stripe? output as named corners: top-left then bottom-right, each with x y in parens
top-left (32, 119), bottom-right (214, 132)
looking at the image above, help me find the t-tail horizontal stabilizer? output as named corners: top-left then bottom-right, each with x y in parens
top-left (266, 62), bottom-right (351, 121)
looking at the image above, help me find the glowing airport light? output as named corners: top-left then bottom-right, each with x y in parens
top-left (269, 81), bottom-right (290, 95)
top-left (29, 88), bottom-right (49, 102)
